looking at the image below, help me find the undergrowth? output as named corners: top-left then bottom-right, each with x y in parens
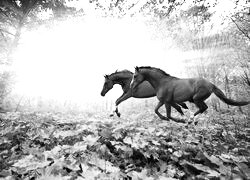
top-left (0, 109), bottom-right (249, 180)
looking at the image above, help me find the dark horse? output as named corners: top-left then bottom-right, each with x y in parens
top-left (130, 66), bottom-right (249, 123)
top-left (101, 70), bottom-right (188, 117)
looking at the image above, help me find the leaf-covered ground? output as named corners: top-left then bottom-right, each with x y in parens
top-left (0, 110), bottom-right (249, 180)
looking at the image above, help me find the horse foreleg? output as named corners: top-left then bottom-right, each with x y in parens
top-left (110, 92), bottom-right (132, 117)
top-left (155, 101), bottom-right (168, 120)
top-left (115, 91), bottom-right (132, 106)
top-left (110, 105), bottom-right (121, 117)
top-left (165, 103), bottom-right (186, 123)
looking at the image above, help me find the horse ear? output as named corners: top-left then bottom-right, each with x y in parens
top-left (135, 66), bottom-right (139, 71)
top-left (104, 74), bottom-right (109, 79)
top-left (115, 69), bottom-right (118, 73)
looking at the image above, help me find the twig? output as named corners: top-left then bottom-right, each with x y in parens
top-left (231, 17), bottom-right (250, 41)
top-left (15, 96), bottom-right (23, 112)
top-left (0, 28), bottom-right (15, 36)
top-left (0, 30), bottom-right (8, 43)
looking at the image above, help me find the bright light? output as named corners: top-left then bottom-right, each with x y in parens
top-left (12, 17), bottom-right (186, 106)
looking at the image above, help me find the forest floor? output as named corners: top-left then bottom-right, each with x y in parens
top-left (0, 108), bottom-right (249, 180)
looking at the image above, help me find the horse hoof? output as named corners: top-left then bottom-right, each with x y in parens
top-left (116, 112), bottom-right (121, 117)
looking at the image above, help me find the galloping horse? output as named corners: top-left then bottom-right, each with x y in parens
top-left (101, 70), bottom-right (188, 117)
top-left (130, 66), bottom-right (249, 123)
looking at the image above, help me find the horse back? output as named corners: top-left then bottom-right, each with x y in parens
top-left (164, 78), bottom-right (213, 102)
top-left (191, 78), bottom-right (214, 92)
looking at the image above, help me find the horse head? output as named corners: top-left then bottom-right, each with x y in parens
top-left (101, 74), bottom-right (114, 96)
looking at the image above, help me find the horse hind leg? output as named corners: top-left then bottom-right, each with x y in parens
top-left (172, 103), bottom-right (184, 116)
top-left (165, 103), bottom-right (186, 123)
top-left (193, 88), bottom-right (211, 116)
top-left (179, 102), bottom-right (188, 109)
top-left (194, 101), bottom-right (208, 116)
top-left (188, 101), bottom-right (207, 125)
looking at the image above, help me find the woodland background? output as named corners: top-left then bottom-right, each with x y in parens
top-left (0, 0), bottom-right (250, 112)
top-left (0, 0), bottom-right (250, 179)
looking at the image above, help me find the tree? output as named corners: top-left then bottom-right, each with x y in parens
top-left (0, 0), bottom-right (77, 62)
top-left (231, 4), bottom-right (250, 41)
top-left (0, 0), bottom-right (79, 108)
top-left (86, 0), bottom-right (186, 18)
top-left (229, 2), bottom-right (250, 92)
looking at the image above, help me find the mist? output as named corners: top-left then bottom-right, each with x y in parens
top-left (11, 16), bottom-right (190, 110)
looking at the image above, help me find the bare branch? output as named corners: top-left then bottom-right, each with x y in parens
top-left (231, 17), bottom-right (250, 41)
top-left (125, 0), bottom-right (148, 17)
top-left (0, 28), bottom-right (15, 36)
top-left (1, 0), bottom-right (23, 18)
top-left (0, 30), bottom-right (8, 44)
top-left (115, 0), bottom-right (120, 7)
top-left (242, 70), bottom-right (250, 86)
top-left (0, 10), bottom-right (16, 25)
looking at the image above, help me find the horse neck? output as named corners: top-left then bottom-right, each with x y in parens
top-left (143, 70), bottom-right (170, 89)
top-left (110, 73), bottom-right (132, 90)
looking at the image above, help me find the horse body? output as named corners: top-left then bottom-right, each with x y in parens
top-left (130, 66), bottom-right (249, 123)
top-left (161, 78), bottom-right (214, 103)
top-left (132, 81), bottom-right (155, 98)
top-left (140, 70), bottom-right (194, 103)
top-left (101, 70), bottom-right (188, 117)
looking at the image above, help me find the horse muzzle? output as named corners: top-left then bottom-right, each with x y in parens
top-left (101, 92), bottom-right (105, 96)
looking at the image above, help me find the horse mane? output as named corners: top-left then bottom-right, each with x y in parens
top-left (107, 69), bottom-right (133, 78)
top-left (138, 66), bottom-right (171, 77)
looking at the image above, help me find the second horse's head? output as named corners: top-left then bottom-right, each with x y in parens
top-left (101, 75), bottom-right (114, 96)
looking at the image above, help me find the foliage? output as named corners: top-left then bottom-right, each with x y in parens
top-left (0, 0), bottom-right (79, 61)
top-left (228, 0), bottom-right (250, 42)
top-left (0, 110), bottom-right (249, 179)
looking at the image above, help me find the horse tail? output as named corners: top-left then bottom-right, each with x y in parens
top-left (212, 85), bottom-right (249, 106)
